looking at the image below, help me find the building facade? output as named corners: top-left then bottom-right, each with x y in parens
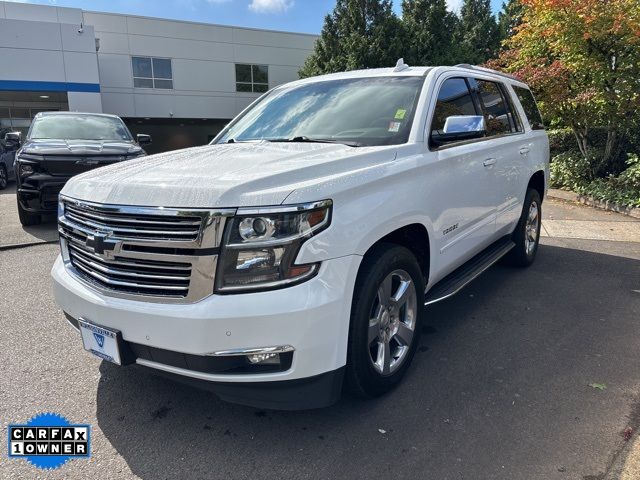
top-left (0, 1), bottom-right (317, 153)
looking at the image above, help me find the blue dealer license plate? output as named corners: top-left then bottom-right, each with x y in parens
top-left (78, 319), bottom-right (122, 365)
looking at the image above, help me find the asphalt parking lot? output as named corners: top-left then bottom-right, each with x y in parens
top-left (1, 193), bottom-right (639, 480)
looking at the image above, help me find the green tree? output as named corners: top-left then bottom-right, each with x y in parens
top-left (491, 0), bottom-right (640, 175)
top-left (401, 0), bottom-right (459, 66)
top-left (299, 0), bottom-right (404, 77)
top-left (455, 0), bottom-right (500, 64)
top-left (497, 0), bottom-right (523, 44)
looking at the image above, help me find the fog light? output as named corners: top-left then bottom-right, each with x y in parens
top-left (247, 352), bottom-right (280, 365)
top-left (19, 164), bottom-right (34, 177)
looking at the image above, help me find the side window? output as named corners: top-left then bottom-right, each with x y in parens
top-left (430, 77), bottom-right (477, 135)
top-left (501, 86), bottom-right (523, 132)
top-left (474, 79), bottom-right (512, 136)
top-left (513, 86), bottom-right (545, 130)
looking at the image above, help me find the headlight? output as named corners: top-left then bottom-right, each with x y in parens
top-left (16, 153), bottom-right (44, 177)
top-left (215, 200), bottom-right (332, 292)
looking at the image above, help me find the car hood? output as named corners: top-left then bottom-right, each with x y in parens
top-left (21, 139), bottom-right (142, 156)
top-left (61, 142), bottom-right (397, 208)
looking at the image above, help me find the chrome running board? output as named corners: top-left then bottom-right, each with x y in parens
top-left (424, 236), bottom-right (515, 306)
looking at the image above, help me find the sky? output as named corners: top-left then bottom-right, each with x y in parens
top-left (4, 0), bottom-right (505, 34)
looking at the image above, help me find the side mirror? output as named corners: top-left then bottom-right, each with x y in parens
top-left (136, 133), bottom-right (152, 145)
top-left (4, 131), bottom-right (21, 149)
top-left (431, 115), bottom-right (486, 147)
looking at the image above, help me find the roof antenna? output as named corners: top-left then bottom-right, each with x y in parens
top-left (393, 58), bottom-right (409, 72)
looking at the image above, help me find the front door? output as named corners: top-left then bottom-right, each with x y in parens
top-left (425, 76), bottom-right (498, 278)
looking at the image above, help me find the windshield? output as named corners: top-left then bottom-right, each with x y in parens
top-left (28, 115), bottom-right (133, 141)
top-left (216, 76), bottom-right (425, 147)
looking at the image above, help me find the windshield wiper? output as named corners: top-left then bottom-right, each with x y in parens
top-left (267, 136), bottom-right (361, 147)
top-left (225, 138), bottom-right (260, 144)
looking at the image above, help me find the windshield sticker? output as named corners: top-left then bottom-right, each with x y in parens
top-left (394, 109), bottom-right (407, 120)
top-left (388, 121), bottom-right (401, 133)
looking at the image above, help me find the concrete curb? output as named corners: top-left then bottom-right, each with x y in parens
top-left (604, 433), bottom-right (640, 480)
top-left (0, 240), bottom-right (58, 252)
top-left (547, 188), bottom-right (640, 219)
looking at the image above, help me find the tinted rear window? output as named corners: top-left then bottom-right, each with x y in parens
top-left (513, 86), bottom-right (544, 130)
top-left (475, 80), bottom-right (512, 136)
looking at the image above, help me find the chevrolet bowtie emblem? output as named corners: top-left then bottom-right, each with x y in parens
top-left (85, 232), bottom-right (120, 258)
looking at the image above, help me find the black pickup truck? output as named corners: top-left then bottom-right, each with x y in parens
top-left (14, 112), bottom-right (150, 226)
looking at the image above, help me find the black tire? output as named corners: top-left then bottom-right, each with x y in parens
top-left (505, 188), bottom-right (542, 267)
top-left (346, 243), bottom-right (425, 398)
top-left (17, 198), bottom-right (41, 226)
top-left (0, 165), bottom-right (7, 190)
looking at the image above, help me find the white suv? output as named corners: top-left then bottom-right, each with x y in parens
top-left (52, 63), bottom-right (549, 410)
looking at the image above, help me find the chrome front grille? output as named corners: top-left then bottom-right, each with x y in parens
top-left (63, 201), bottom-right (203, 242)
top-left (58, 196), bottom-right (235, 303)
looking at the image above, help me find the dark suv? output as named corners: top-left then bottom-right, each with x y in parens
top-left (14, 112), bottom-right (150, 226)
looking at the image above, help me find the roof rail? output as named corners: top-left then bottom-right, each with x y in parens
top-left (453, 64), bottom-right (520, 81)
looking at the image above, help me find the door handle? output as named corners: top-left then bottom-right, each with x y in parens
top-left (519, 147), bottom-right (530, 155)
top-left (483, 158), bottom-right (497, 167)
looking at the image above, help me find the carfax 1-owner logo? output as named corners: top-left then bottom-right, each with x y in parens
top-left (7, 413), bottom-right (91, 470)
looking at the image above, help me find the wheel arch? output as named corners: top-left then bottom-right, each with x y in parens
top-left (361, 223), bottom-right (431, 285)
top-left (528, 170), bottom-right (545, 202)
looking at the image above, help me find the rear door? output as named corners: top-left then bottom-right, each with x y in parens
top-left (471, 78), bottom-right (527, 235)
top-left (511, 84), bottom-right (549, 194)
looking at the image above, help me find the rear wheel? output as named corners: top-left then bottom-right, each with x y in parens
top-left (505, 188), bottom-right (541, 267)
top-left (346, 243), bottom-right (425, 398)
top-left (0, 165), bottom-right (7, 190)
top-left (17, 198), bottom-right (41, 226)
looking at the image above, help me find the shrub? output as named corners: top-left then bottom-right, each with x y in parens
top-left (550, 151), bottom-right (593, 189)
top-left (575, 155), bottom-right (640, 208)
top-left (548, 128), bottom-right (579, 157)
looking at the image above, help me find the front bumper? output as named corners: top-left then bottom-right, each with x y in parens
top-left (52, 254), bottom-right (361, 408)
top-left (18, 175), bottom-right (70, 213)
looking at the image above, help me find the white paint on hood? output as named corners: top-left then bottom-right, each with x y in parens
top-left (61, 141), bottom-right (397, 208)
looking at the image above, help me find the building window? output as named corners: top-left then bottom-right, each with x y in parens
top-left (235, 64), bottom-right (269, 93)
top-left (132, 56), bottom-right (173, 89)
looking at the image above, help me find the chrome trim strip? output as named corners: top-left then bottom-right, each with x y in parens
top-left (64, 211), bottom-right (200, 237)
top-left (235, 199), bottom-right (332, 216)
top-left (60, 194), bottom-right (236, 218)
top-left (208, 345), bottom-right (295, 357)
top-left (66, 242), bottom-right (190, 271)
top-left (64, 204), bottom-right (203, 226)
top-left (60, 230), bottom-right (205, 264)
top-left (69, 250), bottom-right (191, 281)
top-left (135, 358), bottom-right (290, 382)
top-left (73, 261), bottom-right (189, 292)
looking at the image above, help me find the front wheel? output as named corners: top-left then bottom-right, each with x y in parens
top-left (346, 243), bottom-right (425, 398)
top-left (505, 188), bottom-right (541, 267)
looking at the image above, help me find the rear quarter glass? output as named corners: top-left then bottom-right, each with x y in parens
top-left (513, 86), bottom-right (545, 130)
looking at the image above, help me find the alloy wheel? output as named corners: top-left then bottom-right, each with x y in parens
top-left (525, 201), bottom-right (540, 256)
top-left (367, 269), bottom-right (417, 376)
